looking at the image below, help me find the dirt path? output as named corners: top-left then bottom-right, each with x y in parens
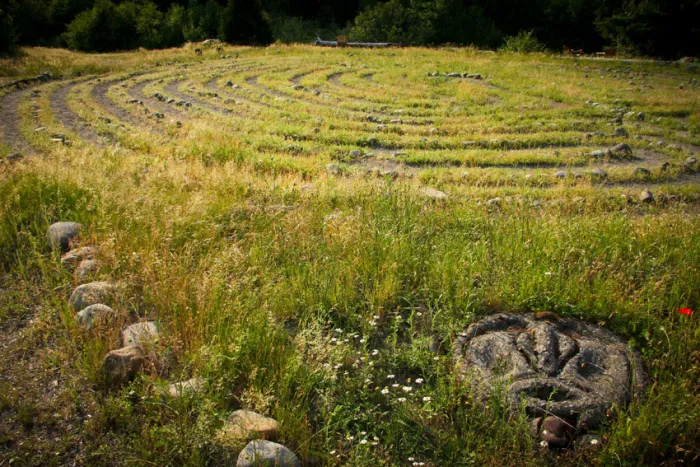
top-left (163, 80), bottom-right (244, 119)
top-left (50, 82), bottom-right (105, 146)
top-left (0, 88), bottom-right (36, 155)
top-left (92, 80), bottom-right (161, 134)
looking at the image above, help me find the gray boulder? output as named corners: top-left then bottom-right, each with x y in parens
top-left (122, 321), bottom-right (159, 347)
top-left (76, 304), bottom-right (115, 329)
top-left (236, 440), bottom-right (300, 467)
top-left (69, 281), bottom-right (116, 311)
top-left (75, 259), bottom-right (100, 282)
top-left (47, 222), bottom-right (81, 252)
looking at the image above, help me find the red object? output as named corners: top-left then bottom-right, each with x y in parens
top-left (677, 308), bottom-right (693, 316)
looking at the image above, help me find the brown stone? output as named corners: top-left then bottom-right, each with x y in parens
top-left (218, 410), bottom-right (279, 442)
top-left (103, 346), bottom-right (145, 383)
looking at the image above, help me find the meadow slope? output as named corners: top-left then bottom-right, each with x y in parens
top-left (0, 45), bottom-right (699, 466)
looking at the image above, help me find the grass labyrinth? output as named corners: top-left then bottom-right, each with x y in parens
top-left (0, 45), bottom-right (699, 465)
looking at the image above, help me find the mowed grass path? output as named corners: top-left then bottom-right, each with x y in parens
top-left (0, 45), bottom-right (699, 465)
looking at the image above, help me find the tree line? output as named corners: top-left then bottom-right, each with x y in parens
top-left (1, 0), bottom-right (698, 59)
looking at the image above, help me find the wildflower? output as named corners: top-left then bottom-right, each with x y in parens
top-left (329, 450), bottom-right (336, 455)
top-left (330, 337), bottom-right (337, 343)
top-left (422, 396), bottom-right (431, 402)
top-left (678, 308), bottom-right (693, 316)
top-left (381, 387), bottom-right (389, 394)
top-left (433, 357), bottom-right (439, 361)
top-left (398, 397), bottom-right (407, 402)
top-left (369, 321), bottom-right (378, 326)
top-left (347, 435), bottom-right (355, 441)
top-left (408, 458), bottom-right (415, 462)
top-left (369, 361), bottom-right (374, 366)
top-left (416, 312), bottom-right (423, 317)
top-left (373, 315), bottom-right (380, 320)
top-left (402, 386), bottom-right (413, 392)
top-left (365, 378), bottom-right (371, 383)
top-left (359, 439), bottom-right (368, 445)
top-left (590, 438), bottom-right (599, 445)
top-left (371, 349), bottom-right (379, 356)
top-left (387, 374), bottom-right (395, 379)
top-left (360, 338), bottom-right (366, 343)
top-left (415, 378), bottom-right (424, 384)
top-left (360, 431), bottom-right (367, 436)
top-left (335, 328), bottom-right (343, 333)
top-left (540, 440), bottom-right (548, 448)
top-left (544, 271), bottom-right (553, 276)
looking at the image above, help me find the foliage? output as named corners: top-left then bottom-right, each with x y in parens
top-left (218, 0), bottom-right (273, 45)
top-left (501, 30), bottom-right (546, 53)
top-left (0, 8), bottom-right (18, 56)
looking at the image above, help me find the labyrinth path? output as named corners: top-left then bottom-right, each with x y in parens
top-left (1, 49), bottom-right (698, 200)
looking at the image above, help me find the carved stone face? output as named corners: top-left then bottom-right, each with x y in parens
top-left (453, 314), bottom-right (647, 443)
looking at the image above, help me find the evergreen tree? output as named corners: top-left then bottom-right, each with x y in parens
top-left (218, 0), bottom-right (273, 45)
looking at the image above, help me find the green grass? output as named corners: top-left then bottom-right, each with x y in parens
top-left (0, 44), bottom-right (699, 466)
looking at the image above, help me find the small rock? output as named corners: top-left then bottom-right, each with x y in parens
top-left (635, 112), bottom-right (646, 121)
top-left (69, 281), bottom-right (116, 311)
top-left (656, 140), bottom-right (667, 147)
top-left (485, 197), bottom-right (501, 207)
top-left (103, 346), bottom-right (146, 384)
top-left (236, 440), bottom-right (300, 467)
top-left (612, 143), bottom-right (632, 155)
top-left (539, 416), bottom-right (572, 449)
top-left (660, 162), bottom-right (670, 172)
top-left (379, 169), bottom-right (399, 180)
top-left (225, 80), bottom-right (234, 87)
top-left (60, 246), bottom-right (96, 269)
top-left (219, 410), bottom-right (279, 441)
top-left (122, 321), bottom-right (159, 347)
top-left (76, 304), bottom-right (115, 329)
top-left (325, 163), bottom-right (342, 175)
top-left (75, 259), bottom-right (100, 282)
top-left (168, 377), bottom-right (204, 398)
top-left (47, 222), bottom-right (81, 252)
top-left (639, 190), bottom-right (654, 203)
top-left (634, 167), bottom-right (651, 176)
top-left (349, 149), bottom-right (363, 158)
top-left (421, 187), bottom-right (447, 199)
top-left (683, 156), bottom-right (697, 168)
top-left (590, 168), bottom-right (608, 178)
top-left (554, 171), bottom-right (567, 178)
top-left (590, 150), bottom-right (606, 158)
top-left (312, 89), bottom-right (320, 96)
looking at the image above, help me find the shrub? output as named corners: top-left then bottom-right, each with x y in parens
top-left (501, 30), bottom-right (545, 53)
top-left (0, 8), bottom-right (18, 56)
top-left (63, 0), bottom-right (136, 52)
top-left (350, 0), bottom-right (438, 45)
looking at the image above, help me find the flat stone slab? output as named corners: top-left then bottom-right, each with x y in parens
top-left (69, 281), bottom-right (116, 311)
top-left (453, 313), bottom-right (646, 443)
top-left (122, 321), bottom-right (159, 347)
top-left (236, 440), bottom-right (300, 467)
top-left (47, 221), bottom-right (81, 252)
